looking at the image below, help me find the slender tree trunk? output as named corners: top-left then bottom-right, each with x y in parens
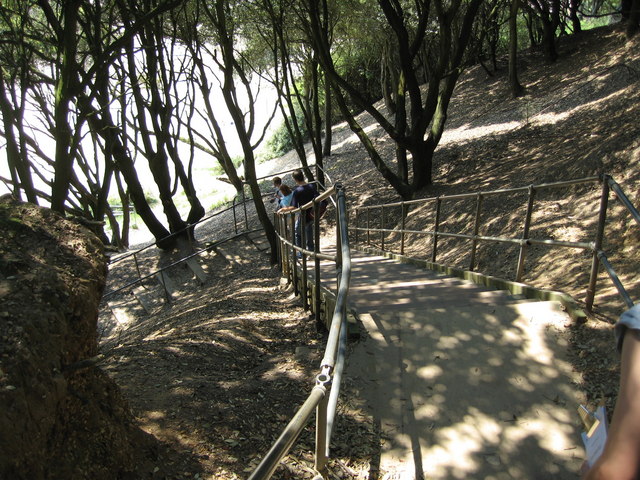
top-left (211, 0), bottom-right (278, 263)
top-left (569, 0), bottom-right (582, 32)
top-left (50, 0), bottom-right (80, 214)
top-left (381, 42), bottom-right (398, 115)
top-left (311, 58), bottom-right (325, 186)
top-left (509, 0), bottom-right (525, 97)
top-left (76, 92), bottom-right (174, 249)
top-left (0, 76), bottom-right (37, 203)
top-left (332, 81), bottom-right (413, 199)
top-left (322, 70), bottom-right (332, 157)
top-left (627, 0), bottom-right (640, 37)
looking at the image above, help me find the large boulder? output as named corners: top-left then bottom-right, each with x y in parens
top-left (0, 197), bottom-right (157, 479)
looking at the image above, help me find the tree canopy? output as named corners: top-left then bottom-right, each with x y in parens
top-left (0, 0), bottom-right (635, 249)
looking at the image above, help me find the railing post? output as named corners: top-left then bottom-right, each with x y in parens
top-left (159, 270), bottom-right (171, 304)
top-left (432, 197), bottom-right (441, 263)
top-left (366, 208), bottom-right (371, 246)
top-left (291, 214), bottom-right (299, 296)
top-left (282, 214), bottom-right (290, 280)
top-left (469, 193), bottom-right (484, 271)
top-left (301, 212), bottom-right (309, 310)
top-left (400, 202), bottom-right (406, 256)
top-left (314, 202), bottom-right (322, 325)
top-left (242, 188), bottom-right (249, 231)
top-left (186, 225), bottom-right (192, 250)
top-left (314, 372), bottom-right (331, 476)
top-left (516, 186), bottom-right (536, 282)
top-left (133, 252), bottom-right (142, 281)
top-left (380, 205), bottom-right (385, 251)
top-left (275, 213), bottom-right (283, 276)
top-left (233, 197), bottom-right (239, 234)
top-left (354, 208), bottom-right (359, 246)
top-left (586, 178), bottom-right (610, 311)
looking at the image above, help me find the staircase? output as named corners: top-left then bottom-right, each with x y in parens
top-left (99, 232), bottom-right (271, 342)
top-left (337, 249), bottom-right (585, 479)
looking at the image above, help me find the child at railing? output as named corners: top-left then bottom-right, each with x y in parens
top-left (278, 184), bottom-right (293, 209)
top-left (271, 176), bottom-right (283, 207)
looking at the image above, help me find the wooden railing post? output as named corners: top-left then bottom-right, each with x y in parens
top-left (586, 178), bottom-right (610, 311)
top-left (432, 197), bottom-right (442, 263)
top-left (401, 202), bottom-right (407, 256)
top-left (366, 208), bottom-right (371, 246)
top-left (381, 206), bottom-right (385, 251)
top-left (469, 193), bottom-right (484, 271)
top-left (516, 186), bottom-right (536, 282)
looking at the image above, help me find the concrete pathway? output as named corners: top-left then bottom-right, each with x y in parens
top-left (336, 250), bottom-right (585, 479)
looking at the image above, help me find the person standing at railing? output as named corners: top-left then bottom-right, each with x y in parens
top-left (278, 184), bottom-right (294, 209)
top-left (278, 169), bottom-right (316, 254)
top-left (583, 304), bottom-right (640, 480)
top-left (271, 176), bottom-right (284, 208)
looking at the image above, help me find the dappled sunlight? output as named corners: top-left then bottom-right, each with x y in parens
top-left (343, 247), bottom-right (586, 477)
top-left (332, 122), bottom-right (382, 152)
top-left (440, 120), bottom-right (522, 145)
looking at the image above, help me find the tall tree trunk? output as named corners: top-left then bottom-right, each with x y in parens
top-left (322, 69), bottom-right (332, 157)
top-left (332, 81), bottom-right (413, 199)
top-left (569, 0), bottom-right (582, 32)
top-left (311, 58), bottom-right (325, 187)
top-left (381, 42), bottom-right (398, 115)
top-left (509, 0), bottom-right (525, 97)
top-left (125, 30), bottom-right (186, 235)
top-left (626, 0), bottom-right (640, 37)
top-left (76, 92), bottom-right (174, 249)
top-left (212, 0), bottom-right (278, 263)
top-left (50, 0), bottom-right (80, 214)
top-left (0, 76), bottom-right (37, 203)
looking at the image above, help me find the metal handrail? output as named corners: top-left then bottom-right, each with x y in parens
top-left (606, 175), bottom-right (640, 226)
top-left (354, 174), bottom-right (637, 311)
top-left (109, 164), bottom-right (322, 267)
top-left (250, 183), bottom-right (351, 479)
top-left (109, 192), bottom-right (267, 266)
top-left (101, 229), bottom-right (262, 299)
top-left (356, 176), bottom-right (600, 210)
top-left (104, 165), bottom-right (328, 298)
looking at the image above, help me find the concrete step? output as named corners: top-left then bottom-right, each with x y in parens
top-left (154, 271), bottom-right (176, 302)
top-left (133, 284), bottom-right (165, 315)
top-left (246, 230), bottom-right (271, 252)
top-left (184, 256), bottom-right (207, 284)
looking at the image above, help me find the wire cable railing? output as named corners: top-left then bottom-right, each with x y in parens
top-left (249, 183), bottom-right (351, 479)
top-left (353, 174), bottom-right (637, 312)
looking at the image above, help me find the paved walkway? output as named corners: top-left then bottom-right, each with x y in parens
top-left (330, 249), bottom-right (585, 479)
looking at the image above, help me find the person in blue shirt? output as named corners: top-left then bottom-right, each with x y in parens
top-left (278, 184), bottom-right (294, 208)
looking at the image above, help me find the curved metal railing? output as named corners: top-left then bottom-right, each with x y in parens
top-left (249, 183), bottom-right (352, 479)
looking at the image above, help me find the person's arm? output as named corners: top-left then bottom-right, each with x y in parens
top-left (277, 206), bottom-right (295, 213)
top-left (585, 306), bottom-right (640, 479)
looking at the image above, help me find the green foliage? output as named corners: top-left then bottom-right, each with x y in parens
top-left (208, 156), bottom-right (244, 176)
top-left (144, 191), bottom-right (159, 207)
top-left (264, 110), bottom-right (309, 159)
